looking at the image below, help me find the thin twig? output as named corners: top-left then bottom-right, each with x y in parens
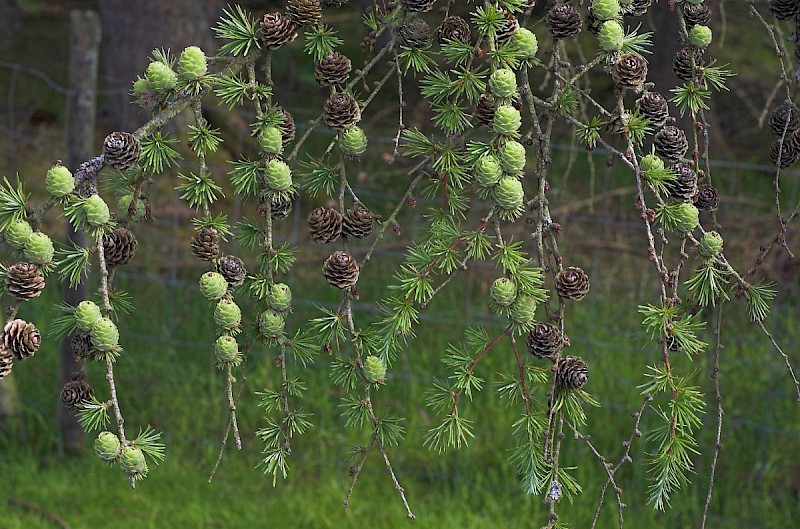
top-left (701, 306), bottom-right (725, 528)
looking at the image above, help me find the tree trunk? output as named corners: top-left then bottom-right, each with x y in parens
top-left (0, 0), bottom-right (21, 47)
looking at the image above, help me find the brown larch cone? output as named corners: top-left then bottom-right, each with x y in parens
top-left (437, 16), bottom-right (471, 44)
top-left (4, 262), bottom-right (45, 300)
top-left (308, 206), bottom-right (343, 243)
top-left (71, 332), bottom-right (96, 362)
top-left (636, 92), bottom-right (669, 129)
top-left (526, 323), bottom-right (563, 359)
top-left (0, 344), bottom-right (12, 379)
top-left (190, 226), bottom-right (220, 261)
top-left (769, 0), bottom-right (800, 20)
top-left (323, 251), bottom-right (360, 289)
top-left (270, 194), bottom-right (294, 219)
top-left (103, 132), bottom-right (141, 171)
top-left (324, 0), bottom-right (349, 6)
top-left (216, 255), bottom-right (247, 287)
top-left (605, 114), bottom-right (628, 136)
top-left (401, 0), bottom-right (436, 12)
top-left (60, 372), bottom-right (94, 410)
top-left (666, 162), bottom-right (698, 202)
top-left (103, 227), bottom-right (138, 267)
top-left (315, 52), bottom-right (351, 87)
top-left (475, 94), bottom-right (496, 127)
top-left (586, 8), bottom-right (602, 35)
top-left (673, 47), bottom-right (706, 83)
top-left (260, 12), bottom-right (298, 50)
top-left (3, 319), bottom-right (40, 360)
top-left (554, 355), bottom-right (589, 390)
top-left (683, 3), bottom-right (711, 29)
top-left (496, 10), bottom-right (520, 45)
top-left (771, 138), bottom-right (799, 168)
top-left (343, 205), bottom-right (375, 239)
top-left (323, 93), bottom-right (361, 130)
top-left (546, 3), bottom-right (582, 40)
top-left (654, 126), bottom-right (689, 165)
top-left (612, 54), bottom-right (648, 91)
top-left (285, 0), bottom-right (322, 27)
top-left (694, 185), bottom-right (720, 211)
top-left (398, 17), bottom-right (432, 49)
top-left (768, 104), bottom-right (800, 136)
top-left (277, 107), bottom-right (296, 145)
top-left (555, 266), bottom-right (590, 301)
top-left (624, 0), bottom-right (652, 18)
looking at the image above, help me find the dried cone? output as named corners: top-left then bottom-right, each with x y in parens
top-left (624, 0), bottom-right (652, 17)
top-left (0, 344), bottom-right (12, 379)
top-left (103, 132), bottom-right (141, 171)
top-left (496, 10), bottom-right (520, 45)
top-left (554, 355), bottom-right (589, 390)
top-left (260, 12), bottom-right (298, 50)
top-left (654, 126), bottom-right (689, 165)
top-left (694, 185), bottom-right (720, 211)
top-left (4, 262), bottom-right (45, 301)
top-left (401, 0), bottom-right (435, 12)
top-left (437, 16), bottom-right (471, 44)
top-left (475, 94), bottom-right (496, 127)
top-left (308, 207), bottom-right (343, 243)
top-left (769, 0), bottom-right (800, 20)
top-left (666, 163), bottom-right (698, 202)
top-left (277, 107), bottom-right (296, 145)
top-left (323, 93), bottom-right (361, 130)
top-left (555, 266), bottom-right (590, 301)
top-left (526, 323), bottom-right (563, 359)
top-left (673, 47), bottom-right (705, 83)
top-left (398, 17), bottom-right (432, 49)
top-left (315, 52), bottom-right (351, 87)
top-left (586, 9), bottom-right (603, 35)
top-left (285, 0), bottom-right (322, 27)
top-left (768, 104), bottom-right (800, 136)
top-left (546, 3), bottom-right (582, 40)
top-left (612, 54), bottom-right (648, 90)
top-left (323, 251), bottom-right (360, 289)
top-left (270, 194), bottom-right (294, 219)
top-left (190, 226), bottom-right (220, 261)
top-left (71, 332), bottom-right (97, 361)
top-left (60, 372), bottom-right (94, 410)
top-left (770, 139), bottom-right (799, 168)
top-left (3, 319), bottom-right (41, 360)
top-left (103, 227), bottom-right (138, 267)
top-left (683, 3), bottom-right (711, 29)
top-left (636, 92), bottom-right (669, 129)
top-left (343, 205), bottom-right (375, 239)
top-left (217, 255), bottom-right (247, 287)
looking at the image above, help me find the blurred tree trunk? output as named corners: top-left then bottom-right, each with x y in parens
top-left (0, 0), bottom-right (21, 46)
top-left (0, 375), bottom-right (22, 437)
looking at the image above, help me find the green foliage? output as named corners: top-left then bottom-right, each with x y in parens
top-left (215, 4), bottom-right (260, 57)
top-left (188, 124), bottom-right (223, 156)
top-left (0, 177), bottom-right (28, 231)
top-left (175, 172), bottom-right (224, 209)
top-left (304, 25), bottom-right (343, 62)
top-left (55, 242), bottom-right (91, 288)
top-left (140, 133), bottom-right (182, 174)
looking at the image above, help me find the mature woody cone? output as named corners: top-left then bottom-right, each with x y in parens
top-left (768, 104), bottom-right (800, 136)
top-left (102, 132), bottom-right (141, 171)
top-left (286, 0), bottom-right (322, 27)
top-left (654, 126), bottom-right (689, 165)
top-left (323, 93), bottom-right (361, 130)
top-left (0, 344), bottom-right (12, 379)
top-left (496, 10), bottom-right (520, 45)
top-left (277, 107), bottom-right (296, 144)
top-left (401, 0), bottom-right (436, 12)
top-left (398, 17), bottom-right (432, 49)
top-left (554, 355), bottom-right (589, 390)
top-left (216, 255), bottom-right (247, 287)
top-left (694, 185), bottom-right (720, 211)
top-left (612, 54), bottom-right (648, 90)
top-left (586, 8), bottom-right (602, 35)
top-left (526, 323), bottom-right (563, 359)
top-left (770, 138), bottom-right (799, 168)
top-left (624, 0), bottom-right (652, 17)
top-left (475, 94), bottom-right (496, 127)
top-left (683, 3), bottom-right (711, 28)
top-left (270, 194), bottom-right (294, 219)
top-left (437, 16), bottom-right (471, 44)
top-left (769, 0), bottom-right (800, 20)
top-left (555, 266), bottom-right (590, 301)
top-left (673, 47), bottom-right (706, 83)
top-left (666, 163), bottom-right (698, 202)
top-left (103, 227), bottom-right (138, 267)
top-left (3, 319), bottom-right (40, 361)
top-left (546, 3), bottom-right (582, 40)
top-left (315, 52), bottom-right (351, 87)
top-left (260, 12), bottom-right (298, 50)
top-left (323, 251), bottom-right (360, 289)
top-left (71, 332), bottom-right (96, 361)
top-left (343, 205), bottom-right (374, 239)
top-left (60, 372), bottom-right (94, 410)
top-left (4, 262), bottom-right (45, 301)
top-left (308, 207), bottom-right (343, 243)
top-left (636, 92), bottom-right (669, 129)
top-left (190, 226), bottom-right (220, 261)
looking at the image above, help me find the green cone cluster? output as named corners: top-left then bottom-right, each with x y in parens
top-left (120, 446), bottom-right (148, 479)
top-left (699, 231), bottom-right (723, 258)
top-left (265, 159), bottom-right (293, 192)
top-left (22, 232), bottom-right (54, 264)
top-left (95, 431), bottom-right (122, 462)
top-left (75, 300), bottom-right (103, 331)
top-left (260, 126), bottom-right (284, 155)
top-left (214, 335), bottom-right (240, 365)
top-left (91, 317), bottom-right (120, 352)
top-left (363, 355), bottom-right (386, 383)
top-left (598, 20), bottom-right (624, 52)
top-left (214, 299), bottom-right (242, 331)
top-left (490, 277), bottom-right (517, 307)
top-left (494, 176), bottom-right (525, 213)
top-left (340, 126), bottom-right (368, 158)
top-left (592, 0), bottom-right (621, 20)
top-left (674, 203), bottom-right (700, 233)
top-left (4, 220), bottom-right (33, 249)
top-left (200, 272), bottom-right (228, 300)
top-left (475, 154), bottom-right (503, 187)
top-left (258, 309), bottom-right (285, 339)
top-left (146, 61), bottom-right (177, 92)
top-left (689, 25), bottom-right (712, 48)
top-left (511, 28), bottom-right (538, 59)
top-left (84, 195), bottom-right (111, 227)
top-left (178, 46), bottom-right (207, 80)
top-left (509, 295), bottom-right (537, 327)
top-left (499, 140), bottom-right (526, 174)
top-left (268, 283), bottom-right (292, 312)
top-left (46, 164), bottom-right (75, 197)
top-left (493, 105), bottom-right (522, 136)
top-left (489, 68), bottom-right (517, 99)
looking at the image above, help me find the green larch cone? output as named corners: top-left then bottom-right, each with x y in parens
top-left (674, 203), bottom-right (700, 233)
top-left (699, 231), bottom-right (723, 258)
top-left (90, 317), bottom-right (119, 352)
top-left (363, 355), bottom-right (386, 383)
top-left (592, 0), bottom-right (621, 20)
top-left (494, 176), bottom-right (525, 211)
top-left (509, 295), bottom-right (537, 326)
top-left (95, 431), bottom-right (122, 463)
top-left (214, 335), bottom-right (240, 365)
top-left (120, 446), bottom-right (148, 479)
top-left (489, 68), bottom-right (517, 99)
top-left (132, 77), bottom-right (149, 98)
top-left (340, 126), bottom-right (368, 158)
top-left (268, 283), bottom-right (292, 312)
top-left (598, 20), bottom-right (624, 52)
top-left (511, 28), bottom-right (538, 59)
top-left (640, 153), bottom-right (664, 173)
top-left (499, 140), bottom-right (526, 174)
top-left (493, 105), bottom-right (522, 136)
top-left (23, 232), bottom-right (54, 264)
top-left (265, 159), bottom-right (293, 192)
top-left (118, 194), bottom-right (145, 221)
top-left (258, 309), bottom-right (285, 339)
top-left (490, 277), bottom-right (517, 307)
top-left (475, 154), bottom-right (504, 187)
top-left (145, 61), bottom-right (177, 92)
top-left (689, 24), bottom-right (712, 48)
top-left (199, 272), bottom-right (228, 300)
top-left (214, 299), bottom-right (242, 331)
top-left (75, 300), bottom-right (103, 331)
top-left (259, 126), bottom-right (284, 155)
top-left (46, 164), bottom-right (75, 197)
top-left (84, 195), bottom-right (111, 226)
top-left (178, 46), bottom-right (207, 80)
top-left (4, 219), bottom-right (33, 249)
